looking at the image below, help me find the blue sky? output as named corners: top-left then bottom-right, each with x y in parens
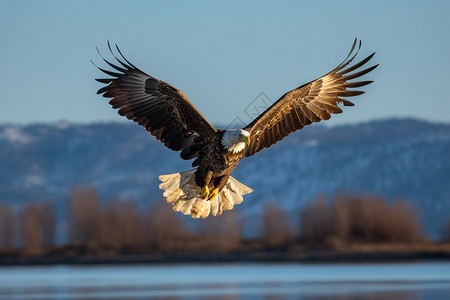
top-left (1, 0), bottom-right (449, 127)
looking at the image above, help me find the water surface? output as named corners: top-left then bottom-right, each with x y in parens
top-left (0, 262), bottom-right (449, 299)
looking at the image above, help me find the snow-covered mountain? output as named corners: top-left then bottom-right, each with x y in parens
top-left (1, 119), bottom-right (449, 237)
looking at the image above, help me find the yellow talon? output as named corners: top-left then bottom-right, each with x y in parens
top-left (201, 186), bottom-right (209, 199)
top-left (208, 187), bottom-right (219, 200)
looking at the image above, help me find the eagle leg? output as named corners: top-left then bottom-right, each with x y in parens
top-left (201, 186), bottom-right (210, 199)
top-left (200, 170), bottom-right (214, 199)
top-left (208, 187), bottom-right (219, 201)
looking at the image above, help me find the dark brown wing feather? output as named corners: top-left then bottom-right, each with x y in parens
top-left (94, 42), bottom-right (216, 160)
top-left (244, 38), bottom-right (378, 157)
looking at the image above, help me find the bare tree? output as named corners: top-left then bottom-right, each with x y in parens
top-left (20, 203), bottom-right (43, 255)
top-left (69, 187), bottom-right (100, 248)
top-left (299, 194), bottom-right (333, 245)
top-left (262, 203), bottom-right (293, 248)
top-left (331, 194), bottom-right (351, 243)
top-left (388, 199), bottom-right (422, 243)
top-left (40, 200), bottom-right (55, 247)
top-left (299, 193), bottom-right (424, 247)
top-left (117, 201), bottom-right (142, 249)
top-left (0, 204), bottom-right (15, 251)
top-left (99, 199), bottom-right (120, 249)
top-left (200, 210), bottom-right (241, 252)
top-left (147, 202), bottom-right (191, 252)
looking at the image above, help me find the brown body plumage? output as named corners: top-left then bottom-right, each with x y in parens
top-left (94, 38), bottom-right (378, 218)
top-left (193, 130), bottom-right (245, 193)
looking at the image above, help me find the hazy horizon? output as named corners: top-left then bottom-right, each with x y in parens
top-left (1, 116), bottom-right (449, 129)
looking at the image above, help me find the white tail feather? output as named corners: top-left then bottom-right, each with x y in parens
top-left (158, 168), bottom-right (252, 219)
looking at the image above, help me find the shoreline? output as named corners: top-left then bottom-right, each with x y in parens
top-left (2, 248), bottom-right (450, 266)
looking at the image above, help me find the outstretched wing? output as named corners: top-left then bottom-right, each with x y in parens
top-left (94, 43), bottom-right (216, 160)
top-left (244, 38), bottom-right (378, 157)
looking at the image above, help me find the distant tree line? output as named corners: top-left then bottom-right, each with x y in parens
top-left (0, 200), bottom-right (54, 255)
top-left (0, 188), bottom-right (449, 256)
top-left (299, 194), bottom-right (426, 248)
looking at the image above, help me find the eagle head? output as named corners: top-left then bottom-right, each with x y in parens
top-left (222, 129), bottom-right (250, 153)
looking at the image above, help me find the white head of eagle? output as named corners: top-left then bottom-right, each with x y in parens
top-left (222, 129), bottom-right (250, 153)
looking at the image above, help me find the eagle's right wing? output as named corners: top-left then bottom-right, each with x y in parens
top-left (244, 38), bottom-right (378, 157)
top-left (94, 43), bottom-right (217, 160)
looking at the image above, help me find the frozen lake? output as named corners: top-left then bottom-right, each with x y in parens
top-left (0, 262), bottom-right (450, 299)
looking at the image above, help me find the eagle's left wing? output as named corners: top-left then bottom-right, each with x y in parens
top-left (93, 43), bottom-right (217, 161)
top-left (244, 38), bottom-right (378, 157)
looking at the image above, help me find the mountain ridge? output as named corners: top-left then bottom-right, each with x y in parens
top-left (1, 118), bottom-right (449, 238)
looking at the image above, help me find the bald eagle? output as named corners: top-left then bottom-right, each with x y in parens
top-left (94, 38), bottom-right (377, 218)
